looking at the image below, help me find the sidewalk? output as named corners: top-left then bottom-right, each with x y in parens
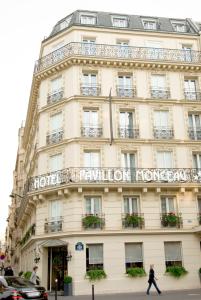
top-left (48, 289), bottom-right (201, 300)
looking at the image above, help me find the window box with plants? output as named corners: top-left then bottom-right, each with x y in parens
top-left (64, 276), bottom-right (72, 296)
top-left (126, 267), bottom-right (146, 278)
top-left (161, 212), bottom-right (182, 228)
top-left (165, 266), bottom-right (188, 278)
top-left (123, 213), bottom-right (144, 228)
top-left (82, 214), bottom-right (105, 229)
top-left (85, 269), bottom-right (107, 281)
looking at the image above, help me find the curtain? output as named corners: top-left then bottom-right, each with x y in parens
top-left (154, 111), bottom-right (168, 127)
top-left (50, 200), bottom-right (61, 219)
top-left (125, 243), bottom-right (143, 263)
top-left (50, 154), bottom-right (62, 172)
top-left (51, 77), bottom-right (62, 92)
top-left (50, 113), bottom-right (62, 131)
top-left (151, 75), bottom-right (165, 89)
top-left (89, 244), bottom-right (103, 264)
top-left (164, 242), bottom-right (182, 261)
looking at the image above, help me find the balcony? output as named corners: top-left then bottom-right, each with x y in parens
top-left (80, 84), bottom-right (101, 96)
top-left (34, 42), bottom-right (201, 73)
top-left (28, 168), bottom-right (201, 192)
top-left (81, 125), bottom-right (102, 137)
top-left (116, 86), bottom-right (136, 98)
top-left (188, 127), bottom-right (201, 140)
top-left (153, 127), bottom-right (174, 139)
top-left (82, 214), bottom-right (105, 229)
top-left (47, 88), bottom-right (64, 105)
top-left (184, 90), bottom-right (201, 101)
top-left (150, 88), bottom-right (170, 99)
top-left (44, 217), bottom-right (63, 233)
top-left (46, 129), bottom-right (64, 145)
top-left (118, 127), bottom-right (139, 138)
top-left (161, 213), bottom-right (182, 228)
top-left (122, 213), bottom-right (144, 229)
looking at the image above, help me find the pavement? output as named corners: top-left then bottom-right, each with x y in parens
top-left (48, 289), bottom-right (201, 300)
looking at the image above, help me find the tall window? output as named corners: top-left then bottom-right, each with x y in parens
top-left (82, 38), bottom-right (96, 56)
top-left (125, 243), bottom-right (143, 269)
top-left (121, 153), bottom-right (136, 182)
top-left (193, 153), bottom-right (201, 169)
top-left (83, 110), bottom-right (98, 127)
top-left (116, 41), bottom-right (129, 58)
top-left (50, 200), bottom-right (62, 220)
top-left (161, 196), bottom-right (175, 213)
top-left (50, 112), bottom-right (62, 132)
top-left (80, 15), bottom-right (96, 25)
top-left (184, 79), bottom-right (198, 100)
top-left (112, 17), bottom-right (128, 28)
top-left (182, 45), bottom-right (192, 62)
top-left (50, 77), bottom-right (62, 95)
top-left (81, 73), bottom-right (98, 96)
top-left (188, 113), bottom-right (201, 140)
top-left (118, 75), bottom-right (132, 87)
top-left (119, 112), bottom-right (134, 138)
top-left (157, 151), bottom-right (172, 168)
top-left (151, 75), bottom-right (168, 98)
top-left (49, 153), bottom-right (62, 172)
top-left (164, 242), bottom-right (182, 267)
top-left (117, 75), bottom-right (133, 97)
top-left (86, 244), bottom-right (103, 271)
top-left (85, 197), bottom-right (101, 215)
top-left (154, 111), bottom-right (168, 127)
top-left (84, 151), bottom-right (100, 167)
top-left (124, 196), bottom-right (139, 214)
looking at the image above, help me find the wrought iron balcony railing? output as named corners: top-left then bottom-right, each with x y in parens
top-left (82, 213), bottom-right (105, 229)
top-left (122, 213), bottom-right (144, 229)
top-left (80, 84), bottom-right (101, 96)
top-left (150, 88), bottom-right (170, 99)
top-left (184, 90), bottom-right (201, 101)
top-left (28, 168), bottom-right (201, 192)
top-left (116, 85), bottom-right (136, 98)
top-left (118, 127), bottom-right (139, 138)
top-left (34, 42), bottom-right (201, 73)
top-left (81, 125), bottom-right (102, 137)
top-left (46, 129), bottom-right (64, 145)
top-left (188, 127), bottom-right (201, 140)
top-left (153, 127), bottom-right (174, 139)
top-left (47, 88), bottom-right (64, 105)
top-left (161, 213), bottom-right (182, 228)
top-left (44, 217), bottom-right (63, 233)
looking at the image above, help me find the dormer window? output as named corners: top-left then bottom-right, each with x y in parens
top-left (172, 22), bottom-right (187, 32)
top-left (142, 19), bottom-right (157, 30)
top-left (80, 14), bottom-right (96, 25)
top-left (59, 16), bottom-right (72, 30)
top-left (112, 16), bottom-right (128, 28)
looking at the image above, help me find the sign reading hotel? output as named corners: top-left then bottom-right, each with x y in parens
top-left (29, 168), bottom-right (201, 191)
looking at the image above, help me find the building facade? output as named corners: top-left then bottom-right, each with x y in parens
top-left (7, 10), bottom-right (201, 295)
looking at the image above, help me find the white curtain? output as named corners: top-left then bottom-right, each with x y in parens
top-left (118, 75), bottom-right (132, 87)
top-left (154, 111), bottom-right (168, 127)
top-left (125, 243), bottom-right (143, 263)
top-left (120, 112), bottom-right (133, 128)
top-left (84, 111), bottom-right (98, 126)
top-left (84, 152), bottom-right (100, 167)
top-left (164, 242), bottom-right (182, 261)
top-left (151, 75), bottom-right (165, 89)
top-left (89, 244), bottom-right (103, 264)
top-left (50, 154), bottom-right (62, 172)
top-left (161, 197), bottom-right (175, 213)
top-left (85, 197), bottom-right (101, 214)
top-left (121, 153), bottom-right (136, 169)
top-left (184, 79), bottom-right (196, 92)
top-left (124, 197), bottom-right (138, 214)
top-left (51, 77), bottom-right (62, 92)
top-left (157, 151), bottom-right (172, 168)
top-left (50, 112), bottom-right (62, 131)
top-left (50, 200), bottom-right (61, 220)
top-left (193, 154), bottom-right (201, 169)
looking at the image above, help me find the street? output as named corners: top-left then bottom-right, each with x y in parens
top-left (48, 289), bottom-right (201, 300)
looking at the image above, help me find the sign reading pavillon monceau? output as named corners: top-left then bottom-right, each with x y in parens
top-left (30, 168), bottom-right (201, 191)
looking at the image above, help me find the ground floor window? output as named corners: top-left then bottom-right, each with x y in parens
top-left (164, 241), bottom-right (182, 267)
top-left (86, 244), bottom-right (103, 271)
top-left (125, 243), bottom-right (143, 270)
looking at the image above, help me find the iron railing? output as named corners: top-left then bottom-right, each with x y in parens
top-left (82, 213), bottom-right (105, 229)
top-left (153, 127), bottom-right (174, 139)
top-left (188, 127), bottom-right (201, 140)
top-left (161, 213), bottom-right (183, 228)
top-left (80, 84), bottom-right (101, 96)
top-left (122, 213), bottom-right (144, 229)
top-left (116, 85), bottom-right (136, 98)
top-left (150, 88), bottom-right (170, 99)
top-left (46, 129), bottom-right (64, 145)
top-left (184, 90), bottom-right (201, 101)
top-left (34, 42), bottom-right (201, 73)
top-left (44, 217), bottom-right (63, 233)
top-left (47, 88), bottom-right (64, 104)
top-left (28, 167), bottom-right (201, 192)
top-left (118, 127), bottom-right (139, 138)
top-left (81, 126), bottom-right (102, 137)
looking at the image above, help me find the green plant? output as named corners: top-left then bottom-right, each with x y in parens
top-left (64, 276), bottom-right (72, 284)
top-left (24, 271), bottom-right (32, 280)
top-left (166, 266), bottom-right (188, 278)
top-left (162, 213), bottom-right (180, 227)
top-left (20, 224), bottom-right (36, 246)
top-left (82, 215), bottom-right (104, 229)
top-left (86, 269), bottom-right (107, 281)
top-left (126, 267), bottom-right (146, 277)
top-left (124, 214), bottom-right (144, 228)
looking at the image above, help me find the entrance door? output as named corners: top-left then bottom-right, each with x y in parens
top-left (48, 247), bottom-right (67, 291)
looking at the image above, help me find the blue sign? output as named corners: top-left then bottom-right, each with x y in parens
top-left (75, 242), bottom-right (84, 251)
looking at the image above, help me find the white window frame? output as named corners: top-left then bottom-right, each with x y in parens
top-left (142, 19), bottom-right (157, 30)
top-left (172, 22), bottom-right (187, 32)
top-left (161, 196), bottom-right (175, 213)
top-left (80, 14), bottom-right (96, 25)
top-left (123, 196), bottom-right (139, 214)
top-left (85, 196), bottom-right (101, 215)
top-left (112, 16), bottom-right (128, 28)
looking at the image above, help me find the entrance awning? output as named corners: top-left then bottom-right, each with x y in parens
top-left (38, 239), bottom-right (67, 248)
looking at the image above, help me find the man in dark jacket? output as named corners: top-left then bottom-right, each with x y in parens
top-left (146, 264), bottom-right (161, 295)
top-left (4, 266), bottom-right (14, 276)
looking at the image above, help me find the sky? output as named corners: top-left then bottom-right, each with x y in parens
top-left (0, 0), bottom-right (201, 241)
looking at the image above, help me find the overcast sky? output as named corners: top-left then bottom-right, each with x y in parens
top-left (0, 0), bottom-right (201, 241)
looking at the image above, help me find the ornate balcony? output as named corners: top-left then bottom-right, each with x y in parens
top-left (161, 213), bottom-right (182, 228)
top-left (82, 214), bottom-right (105, 229)
top-left (44, 217), bottom-right (63, 233)
top-left (153, 127), bottom-right (174, 139)
top-left (34, 42), bottom-right (201, 73)
top-left (81, 125), bottom-right (102, 137)
top-left (80, 84), bottom-right (101, 96)
top-left (184, 90), bottom-right (201, 101)
top-left (188, 127), bottom-right (201, 140)
top-left (122, 213), bottom-right (144, 229)
top-left (118, 127), bottom-right (139, 138)
top-left (28, 168), bottom-right (201, 192)
top-left (116, 85), bottom-right (136, 98)
top-left (46, 129), bottom-right (64, 145)
top-left (150, 88), bottom-right (170, 99)
top-left (47, 88), bottom-right (64, 104)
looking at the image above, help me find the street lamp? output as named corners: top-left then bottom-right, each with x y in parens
top-left (9, 193), bottom-right (23, 199)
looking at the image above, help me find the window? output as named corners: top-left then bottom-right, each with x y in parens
top-left (164, 242), bottom-right (182, 267)
top-left (161, 196), bottom-right (175, 213)
top-left (188, 113), bottom-right (201, 140)
top-left (50, 112), bottom-right (62, 132)
top-left (116, 41), bottom-right (129, 58)
top-left (125, 243), bottom-right (143, 269)
top-left (124, 196), bottom-right (139, 214)
top-left (52, 42), bottom-right (65, 61)
top-left (146, 41), bottom-right (163, 59)
top-left (120, 112), bottom-right (134, 128)
top-left (83, 73), bottom-right (97, 86)
top-left (49, 153), bottom-right (62, 172)
top-left (83, 110), bottom-right (98, 127)
top-left (84, 151), bottom-right (100, 167)
top-left (117, 75), bottom-right (134, 97)
top-left (154, 111), bottom-right (168, 127)
top-left (172, 22), bottom-right (187, 32)
top-left (82, 38), bottom-right (96, 56)
top-left (121, 153), bottom-right (136, 181)
top-left (59, 16), bottom-right (72, 30)
top-left (193, 153), bottom-right (201, 169)
top-left (143, 20), bottom-right (157, 30)
top-left (50, 200), bottom-right (62, 220)
top-left (119, 112), bottom-right (137, 138)
top-left (182, 45), bottom-right (192, 62)
top-left (157, 151), bottom-right (172, 168)
top-left (151, 75), bottom-right (168, 98)
top-left (50, 77), bottom-right (62, 94)
top-left (112, 17), bottom-right (128, 28)
top-left (81, 73), bottom-right (99, 96)
top-left (184, 79), bottom-right (198, 100)
top-left (85, 196), bottom-right (101, 215)
top-left (86, 244), bottom-right (103, 271)
top-left (80, 15), bottom-right (96, 25)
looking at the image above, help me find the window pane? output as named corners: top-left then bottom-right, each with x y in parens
top-left (151, 75), bottom-right (165, 89)
top-left (50, 113), bottom-right (62, 131)
top-left (51, 77), bottom-right (62, 92)
top-left (50, 200), bottom-right (61, 219)
top-left (50, 154), bottom-right (62, 172)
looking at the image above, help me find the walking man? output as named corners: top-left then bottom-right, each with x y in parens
top-left (147, 264), bottom-right (161, 295)
top-left (30, 266), bottom-right (39, 285)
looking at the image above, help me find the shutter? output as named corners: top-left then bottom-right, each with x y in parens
top-left (125, 243), bottom-right (143, 263)
top-left (165, 242), bottom-right (182, 261)
top-left (89, 244), bottom-right (103, 264)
